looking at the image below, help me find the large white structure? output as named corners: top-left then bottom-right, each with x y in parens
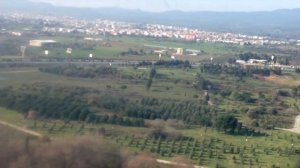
top-left (66, 48), bottom-right (72, 54)
top-left (248, 59), bottom-right (268, 64)
top-left (176, 48), bottom-right (184, 55)
top-left (29, 40), bottom-right (57, 47)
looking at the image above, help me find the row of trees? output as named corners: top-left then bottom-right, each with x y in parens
top-left (137, 60), bottom-right (191, 69)
top-left (39, 65), bottom-right (118, 78)
top-left (120, 48), bottom-right (146, 56)
top-left (155, 60), bottom-right (192, 68)
top-left (201, 63), bottom-right (282, 77)
top-left (146, 67), bottom-right (157, 90)
top-left (86, 114), bottom-right (144, 127)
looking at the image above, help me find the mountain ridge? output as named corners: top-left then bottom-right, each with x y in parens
top-left (1, 0), bottom-right (300, 38)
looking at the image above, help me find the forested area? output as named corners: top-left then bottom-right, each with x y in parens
top-left (0, 85), bottom-right (144, 127)
top-left (0, 83), bottom-right (261, 135)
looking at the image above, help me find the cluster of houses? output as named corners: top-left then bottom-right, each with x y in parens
top-left (1, 12), bottom-right (296, 46)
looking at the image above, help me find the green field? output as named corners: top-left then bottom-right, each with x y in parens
top-left (17, 35), bottom-right (248, 61)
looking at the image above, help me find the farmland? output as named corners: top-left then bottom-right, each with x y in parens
top-left (0, 60), bottom-right (299, 167)
top-left (1, 4), bottom-right (300, 168)
top-left (1, 25), bottom-right (300, 168)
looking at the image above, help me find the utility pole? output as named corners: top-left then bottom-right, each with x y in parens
top-left (20, 46), bottom-right (26, 59)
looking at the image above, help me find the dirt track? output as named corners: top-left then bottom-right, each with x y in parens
top-left (0, 120), bottom-right (42, 138)
top-left (283, 115), bottom-right (300, 135)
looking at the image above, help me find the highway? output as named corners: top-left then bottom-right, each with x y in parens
top-left (0, 59), bottom-right (299, 72)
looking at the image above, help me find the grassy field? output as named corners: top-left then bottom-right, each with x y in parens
top-left (2, 33), bottom-right (300, 65)
top-left (0, 66), bottom-right (298, 119)
top-left (20, 35), bottom-right (253, 61)
top-left (0, 111), bottom-right (36, 144)
top-left (112, 36), bottom-right (246, 55)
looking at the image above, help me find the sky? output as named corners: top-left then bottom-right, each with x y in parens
top-left (30, 0), bottom-right (300, 12)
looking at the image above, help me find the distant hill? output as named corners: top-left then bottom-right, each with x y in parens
top-left (1, 0), bottom-right (300, 38)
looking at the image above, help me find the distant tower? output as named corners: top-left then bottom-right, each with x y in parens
top-left (89, 53), bottom-right (93, 58)
top-left (45, 50), bottom-right (49, 56)
top-left (20, 46), bottom-right (26, 58)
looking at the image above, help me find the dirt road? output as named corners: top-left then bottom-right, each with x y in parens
top-left (277, 114), bottom-right (300, 135)
top-left (156, 159), bottom-right (205, 168)
top-left (0, 120), bottom-right (42, 138)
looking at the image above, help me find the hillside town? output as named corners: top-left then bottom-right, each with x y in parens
top-left (1, 12), bottom-right (298, 46)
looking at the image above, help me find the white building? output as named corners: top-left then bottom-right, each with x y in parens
top-left (248, 59), bottom-right (268, 64)
top-left (176, 48), bottom-right (184, 55)
top-left (29, 40), bottom-right (57, 47)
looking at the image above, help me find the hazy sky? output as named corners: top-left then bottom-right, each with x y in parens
top-left (30, 0), bottom-right (300, 12)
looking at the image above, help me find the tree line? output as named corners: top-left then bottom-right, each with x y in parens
top-left (201, 63), bottom-right (282, 77)
top-left (137, 60), bottom-right (191, 68)
top-left (39, 65), bottom-right (118, 78)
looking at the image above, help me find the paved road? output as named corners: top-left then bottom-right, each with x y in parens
top-left (0, 60), bottom-right (147, 65)
top-left (0, 70), bottom-right (38, 73)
